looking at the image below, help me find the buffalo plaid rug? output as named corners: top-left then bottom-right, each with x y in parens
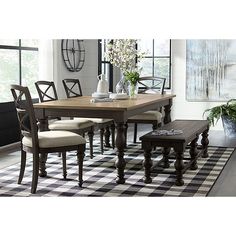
top-left (0, 141), bottom-right (234, 197)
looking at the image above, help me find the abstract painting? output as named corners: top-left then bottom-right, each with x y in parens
top-left (186, 40), bottom-right (236, 101)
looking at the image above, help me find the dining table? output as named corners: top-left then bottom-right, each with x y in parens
top-left (34, 93), bottom-right (176, 184)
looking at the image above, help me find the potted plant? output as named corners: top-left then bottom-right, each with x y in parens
top-left (204, 99), bottom-right (236, 137)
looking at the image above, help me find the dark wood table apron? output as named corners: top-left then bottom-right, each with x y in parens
top-left (140, 120), bottom-right (210, 186)
top-left (34, 94), bottom-right (175, 184)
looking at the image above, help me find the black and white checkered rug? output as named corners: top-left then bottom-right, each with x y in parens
top-left (0, 141), bottom-right (234, 197)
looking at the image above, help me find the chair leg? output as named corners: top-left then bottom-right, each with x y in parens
top-left (87, 128), bottom-right (94, 158)
top-left (104, 125), bottom-right (111, 148)
top-left (62, 152), bottom-right (67, 179)
top-left (100, 127), bottom-right (105, 154)
top-left (133, 123), bottom-right (138, 143)
top-left (77, 144), bottom-right (85, 187)
top-left (31, 152), bottom-right (39, 194)
top-left (18, 149), bottom-right (26, 184)
top-left (111, 122), bottom-right (115, 149)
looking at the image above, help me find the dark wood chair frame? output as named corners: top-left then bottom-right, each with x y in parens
top-left (62, 78), bottom-right (115, 153)
top-left (127, 76), bottom-right (166, 143)
top-left (35, 80), bottom-right (94, 157)
top-left (11, 84), bottom-right (86, 194)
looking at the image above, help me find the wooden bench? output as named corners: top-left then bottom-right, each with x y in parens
top-left (140, 120), bottom-right (210, 186)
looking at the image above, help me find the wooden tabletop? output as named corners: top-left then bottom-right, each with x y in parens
top-left (34, 94), bottom-right (176, 111)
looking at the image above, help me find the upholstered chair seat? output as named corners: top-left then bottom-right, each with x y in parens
top-left (49, 119), bottom-right (94, 130)
top-left (129, 110), bottom-right (162, 122)
top-left (83, 118), bottom-right (113, 124)
top-left (23, 130), bottom-right (86, 148)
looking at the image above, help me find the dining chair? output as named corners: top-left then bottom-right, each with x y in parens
top-left (127, 76), bottom-right (166, 143)
top-left (62, 78), bottom-right (115, 154)
top-left (35, 80), bottom-right (95, 157)
top-left (10, 84), bottom-right (86, 194)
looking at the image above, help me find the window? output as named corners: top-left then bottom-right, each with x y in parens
top-left (0, 39), bottom-right (39, 102)
top-left (98, 39), bottom-right (113, 91)
top-left (137, 39), bottom-right (171, 89)
top-left (98, 39), bottom-right (171, 90)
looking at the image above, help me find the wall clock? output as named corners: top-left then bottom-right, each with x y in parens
top-left (61, 39), bottom-right (85, 72)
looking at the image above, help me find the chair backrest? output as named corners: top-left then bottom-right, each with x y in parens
top-left (137, 77), bottom-right (166, 95)
top-left (35, 81), bottom-right (58, 102)
top-left (10, 84), bottom-right (39, 149)
top-left (62, 78), bottom-right (83, 98)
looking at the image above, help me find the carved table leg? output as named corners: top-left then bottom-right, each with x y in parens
top-left (190, 135), bottom-right (199, 170)
top-left (110, 122), bottom-right (116, 149)
top-left (115, 122), bottom-right (126, 184)
top-left (143, 146), bottom-right (153, 183)
top-left (163, 99), bottom-right (172, 124)
top-left (104, 125), bottom-right (111, 148)
top-left (201, 128), bottom-right (209, 158)
top-left (161, 147), bottom-right (171, 168)
top-left (174, 149), bottom-right (185, 186)
top-left (124, 122), bottom-right (128, 148)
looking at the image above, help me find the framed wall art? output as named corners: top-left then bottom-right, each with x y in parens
top-left (186, 40), bottom-right (236, 101)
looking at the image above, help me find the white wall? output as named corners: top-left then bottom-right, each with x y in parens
top-left (53, 39), bottom-right (99, 98)
top-left (171, 39), bottom-right (224, 130)
top-left (39, 40), bottom-right (54, 82)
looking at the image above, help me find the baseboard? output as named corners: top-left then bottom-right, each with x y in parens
top-left (0, 142), bottom-right (20, 153)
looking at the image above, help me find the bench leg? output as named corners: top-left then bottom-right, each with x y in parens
top-left (201, 128), bottom-right (209, 158)
top-left (190, 135), bottom-right (199, 170)
top-left (161, 147), bottom-right (170, 168)
top-left (174, 149), bottom-right (184, 186)
top-left (143, 148), bottom-right (153, 183)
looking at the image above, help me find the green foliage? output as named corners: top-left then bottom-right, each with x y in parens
top-left (203, 99), bottom-right (236, 126)
top-left (124, 71), bottom-right (140, 85)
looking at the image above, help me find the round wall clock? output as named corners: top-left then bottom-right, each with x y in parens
top-left (61, 39), bottom-right (85, 72)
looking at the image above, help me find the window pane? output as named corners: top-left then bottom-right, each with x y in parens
top-left (21, 51), bottom-right (39, 98)
top-left (21, 39), bottom-right (39, 47)
top-left (138, 58), bottom-right (153, 76)
top-left (154, 39), bottom-right (170, 56)
top-left (0, 49), bottom-right (19, 102)
top-left (138, 39), bottom-right (153, 56)
top-left (0, 39), bottom-right (19, 46)
top-left (154, 58), bottom-right (170, 87)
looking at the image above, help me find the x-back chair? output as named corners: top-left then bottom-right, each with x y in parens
top-left (127, 76), bottom-right (166, 143)
top-left (62, 78), bottom-right (115, 154)
top-left (11, 84), bottom-right (86, 194)
top-left (35, 80), bottom-right (95, 157)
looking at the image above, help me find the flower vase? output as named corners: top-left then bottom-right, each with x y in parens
top-left (128, 82), bottom-right (138, 99)
top-left (115, 77), bottom-right (128, 94)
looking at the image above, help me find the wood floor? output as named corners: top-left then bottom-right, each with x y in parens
top-left (0, 125), bottom-right (236, 196)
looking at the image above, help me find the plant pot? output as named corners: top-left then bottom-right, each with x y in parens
top-left (222, 115), bottom-right (236, 138)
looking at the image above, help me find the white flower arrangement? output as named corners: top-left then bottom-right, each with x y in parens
top-left (105, 39), bottom-right (144, 74)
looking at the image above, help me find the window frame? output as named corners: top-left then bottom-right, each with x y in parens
top-left (137, 39), bottom-right (172, 89)
top-left (98, 39), bottom-right (113, 92)
top-left (0, 39), bottom-right (38, 87)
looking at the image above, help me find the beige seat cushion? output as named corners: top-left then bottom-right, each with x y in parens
top-left (75, 118), bottom-right (113, 124)
top-left (22, 130), bottom-right (86, 148)
top-left (129, 110), bottom-right (162, 122)
top-left (49, 118), bottom-right (94, 130)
